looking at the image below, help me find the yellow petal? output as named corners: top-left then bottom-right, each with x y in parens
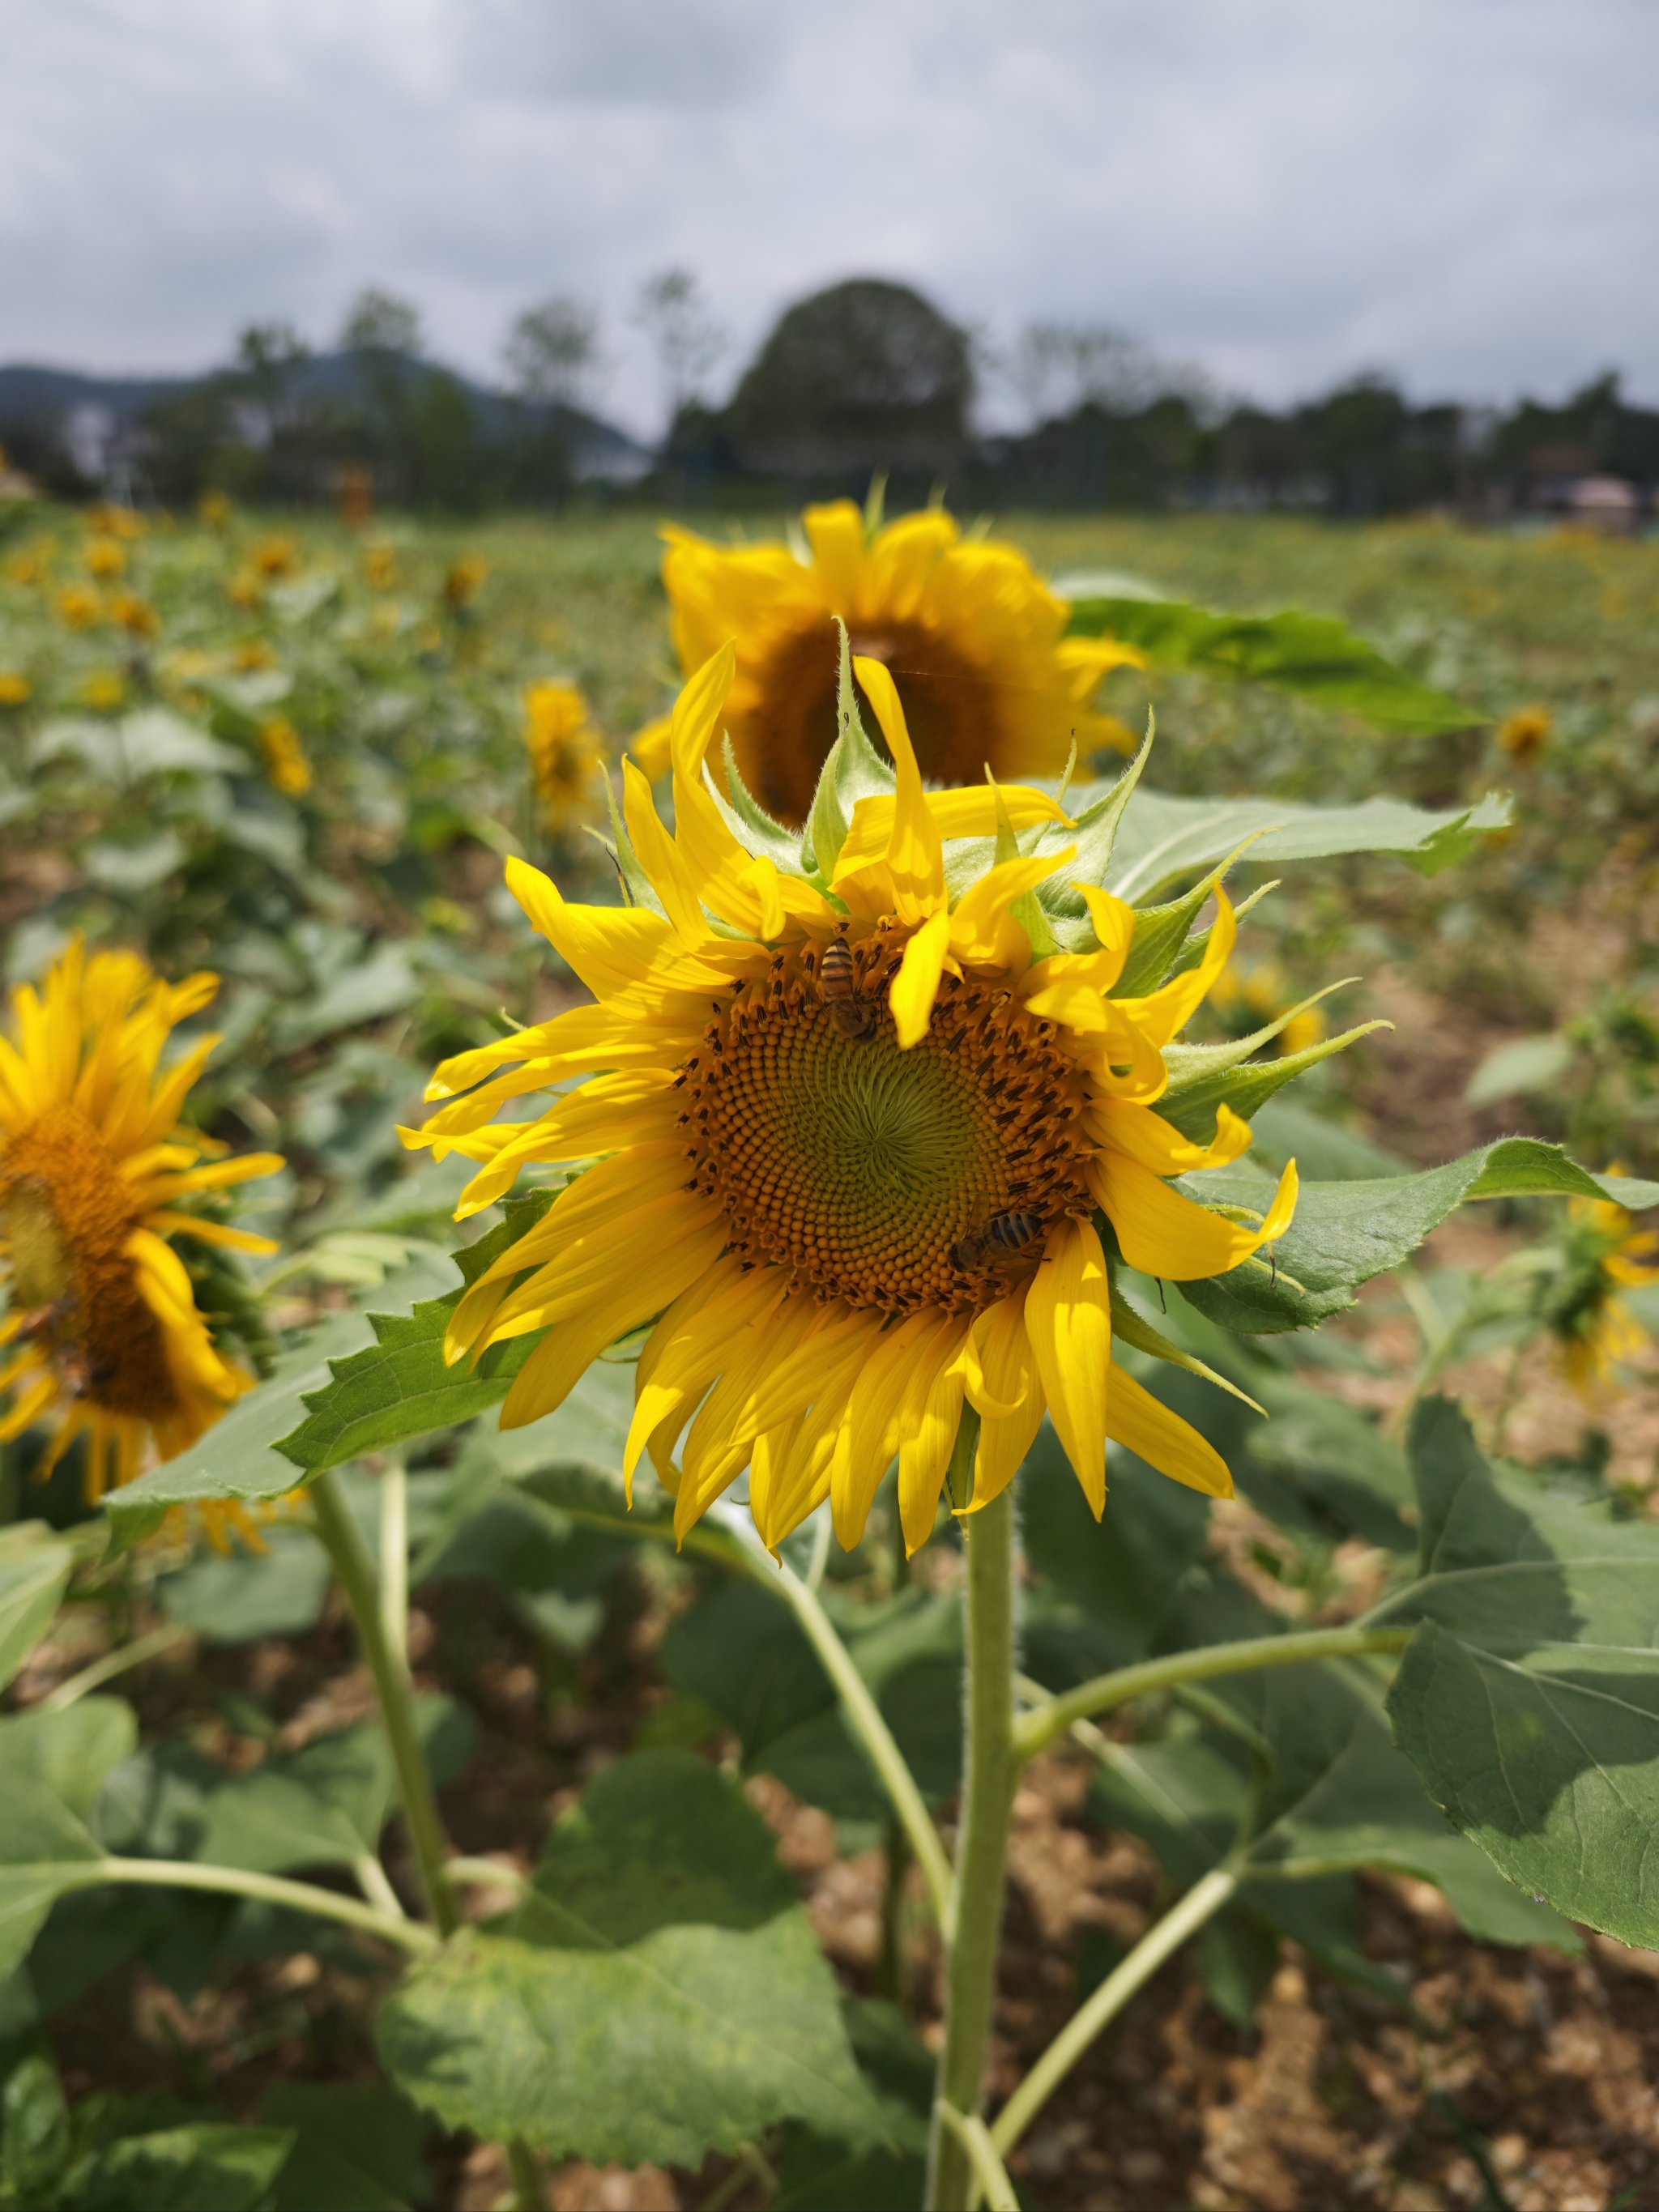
top-left (948, 849), bottom-right (1075, 970)
top-left (802, 501), bottom-right (868, 608)
top-left (1115, 884), bottom-right (1238, 1048)
top-left (897, 1327), bottom-right (971, 1554)
top-left (1105, 1358), bottom-right (1234, 1497)
top-left (889, 911), bottom-right (953, 1048)
top-left (1023, 1217), bottom-right (1111, 1514)
top-left (834, 785), bottom-right (1071, 876)
top-left (1089, 1151), bottom-right (1298, 1281)
top-left (964, 1293), bottom-right (1043, 1512)
top-left (832, 1311), bottom-right (952, 1549)
top-left (1086, 1101), bottom-right (1255, 1176)
top-left (852, 654), bottom-right (945, 923)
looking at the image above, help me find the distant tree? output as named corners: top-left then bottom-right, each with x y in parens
top-left (633, 268), bottom-right (727, 427)
top-left (1006, 322), bottom-right (1215, 428)
top-left (727, 277), bottom-right (971, 480)
top-left (502, 297), bottom-right (602, 412)
top-left (339, 288), bottom-right (424, 359)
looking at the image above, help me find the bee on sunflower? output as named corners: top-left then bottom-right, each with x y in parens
top-left (0, 943), bottom-right (284, 1544)
top-left (632, 501), bottom-right (1141, 825)
top-left (412, 639), bottom-right (1307, 1557)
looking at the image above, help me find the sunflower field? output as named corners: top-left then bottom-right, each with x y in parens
top-left (3, 488), bottom-right (1659, 2212)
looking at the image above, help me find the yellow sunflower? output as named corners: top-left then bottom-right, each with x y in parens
top-left (412, 646), bottom-right (1297, 1557)
top-left (524, 680), bottom-right (603, 824)
top-left (633, 502), bottom-right (1141, 824)
top-left (0, 944), bottom-right (284, 1528)
top-left (1550, 1176), bottom-right (1659, 1397)
top-left (259, 714), bottom-right (314, 798)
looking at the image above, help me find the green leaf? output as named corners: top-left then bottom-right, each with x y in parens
top-left (377, 1750), bottom-right (883, 2166)
top-left (1061, 591), bottom-right (1473, 735)
top-left (258, 2084), bottom-right (427, 2212)
top-left (1387, 1398), bottom-right (1659, 1947)
top-left (2, 1700), bottom-right (138, 1823)
top-left (1073, 786), bottom-right (1510, 905)
top-left (103, 1254), bottom-right (462, 1541)
top-left (0, 1781), bottom-right (104, 1983)
top-left (57, 2123), bottom-right (294, 2212)
top-left (1177, 1139), bottom-right (1659, 1336)
top-left (2, 2052), bottom-right (70, 2199)
top-left (156, 1532), bottom-right (331, 1645)
top-left (272, 942), bottom-right (423, 1051)
top-left (772, 1999), bottom-right (931, 2212)
top-left (274, 1196), bottom-right (560, 1476)
top-left (1465, 1031), bottom-right (1575, 1107)
top-left (803, 624), bottom-right (893, 880)
top-left (0, 1524), bottom-right (74, 1694)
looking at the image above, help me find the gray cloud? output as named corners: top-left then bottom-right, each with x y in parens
top-left (0, 0), bottom-right (1652, 434)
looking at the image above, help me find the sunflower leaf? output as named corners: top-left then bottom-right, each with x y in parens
top-left (802, 623), bottom-right (893, 880)
top-left (1176, 1140), bottom-right (1659, 1335)
top-left (0, 1524), bottom-right (75, 1694)
top-left (1386, 1398), bottom-right (1659, 1947)
top-left (1060, 592), bottom-right (1473, 735)
top-left (1157, 1017), bottom-right (1389, 1139)
top-left (377, 1750), bottom-right (887, 2165)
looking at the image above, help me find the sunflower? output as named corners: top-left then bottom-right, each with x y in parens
top-left (412, 646), bottom-right (1298, 1557)
top-left (1547, 1176), bottom-right (1659, 1397)
top-left (633, 503), bottom-right (1141, 825)
top-left (524, 681), bottom-right (602, 824)
top-left (1497, 703), bottom-right (1551, 767)
top-left (0, 944), bottom-right (284, 1533)
top-left (259, 714), bottom-right (313, 798)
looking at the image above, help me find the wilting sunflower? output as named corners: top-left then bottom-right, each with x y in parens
top-left (1546, 1176), bottom-right (1659, 1397)
top-left (633, 502), bottom-right (1141, 824)
top-left (0, 944), bottom-right (284, 1532)
top-left (524, 680), bottom-right (603, 825)
top-left (413, 646), bottom-right (1298, 1556)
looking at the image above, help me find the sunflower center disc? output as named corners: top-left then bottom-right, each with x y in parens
top-left (680, 929), bottom-right (1096, 1313)
top-left (0, 1105), bottom-right (177, 1419)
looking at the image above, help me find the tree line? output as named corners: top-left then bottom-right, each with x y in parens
top-left (4, 273), bottom-right (1654, 518)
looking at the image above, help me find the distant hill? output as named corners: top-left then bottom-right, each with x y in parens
top-left (0, 352), bottom-right (654, 484)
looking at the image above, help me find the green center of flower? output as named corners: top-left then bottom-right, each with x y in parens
top-left (680, 928), bottom-right (1095, 1313)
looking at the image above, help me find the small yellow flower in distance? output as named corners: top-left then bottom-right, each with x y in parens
top-left (7, 546), bottom-right (49, 587)
top-left (1498, 704), bottom-right (1551, 767)
top-left (365, 543), bottom-right (398, 590)
top-left (370, 603), bottom-right (402, 639)
top-left (259, 714), bottom-right (313, 797)
top-left (82, 671), bottom-right (126, 713)
top-left (1279, 1007), bottom-right (1328, 1059)
top-left (1550, 1173), bottom-right (1659, 1400)
top-left (85, 537), bottom-right (126, 581)
top-left (0, 941), bottom-right (284, 1532)
top-left (88, 505), bottom-right (144, 540)
top-left (110, 590), bottom-right (160, 639)
top-left (524, 681), bottom-right (603, 823)
top-left (198, 488), bottom-right (232, 527)
top-left (251, 536), bottom-right (299, 581)
top-left (58, 584), bottom-right (102, 629)
top-left (411, 648), bottom-right (1300, 1558)
top-left (0, 672), bottom-right (30, 707)
top-left (228, 571), bottom-right (264, 610)
top-left (635, 501), bottom-right (1143, 824)
top-left (441, 556), bottom-right (488, 611)
top-left (233, 638), bottom-right (277, 672)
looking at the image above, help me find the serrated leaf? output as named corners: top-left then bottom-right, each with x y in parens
top-left (1064, 786), bottom-right (1510, 905)
top-left (0, 1524), bottom-right (74, 1693)
top-left (1157, 1017), bottom-right (1388, 1140)
top-left (1061, 592), bottom-right (1473, 734)
top-left (1386, 1398), bottom-right (1659, 1947)
top-left (1177, 1138), bottom-right (1659, 1336)
top-left (377, 1750), bottom-right (883, 2166)
top-left (102, 1255), bottom-right (462, 1538)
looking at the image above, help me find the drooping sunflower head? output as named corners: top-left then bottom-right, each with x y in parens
top-left (1546, 1177), bottom-right (1659, 1398)
top-left (632, 501), bottom-right (1142, 825)
top-left (412, 641), bottom-right (1375, 1559)
top-left (0, 942), bottom-right (284, 1533)
top-left (524, 681), bottom-right (603, 824)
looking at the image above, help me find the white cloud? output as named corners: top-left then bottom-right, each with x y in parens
top-left (0, 0), bottom-right (1652, 434)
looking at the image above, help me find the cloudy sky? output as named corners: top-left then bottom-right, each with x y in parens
top-left (3, 0), bottom-right (1653, 434)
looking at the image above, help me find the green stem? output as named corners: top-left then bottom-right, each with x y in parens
top-left (66, 1856), bottom-right (437, 1954)
top-left (714, 1506), bottom-right (953, 1925)
top-left (41, 1622), bottom-right (190, 1711)
top-left (924, 1482), bottom-right (1017, 2212)
top-left (936, 2104), bottom-right (1019, 2212)
top-left (986, 1865), bottom-right (1238, 2176)
top-left (505, 2138), bottom-right (544, 2210)
top-left (310, 1471), bottom-right (458, 1937)
top-left (379, 1460), bottom-right (408, 1672)
top-left (1013, 1623), bottom-right (1413, 1763)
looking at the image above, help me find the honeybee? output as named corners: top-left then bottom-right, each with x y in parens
top-left (949, 1211), bottom-right (1046, 1271)
top-left (819, 936), bottom-right (876, 1041)
top-left (15, 1298), bottom-right (101, 1400)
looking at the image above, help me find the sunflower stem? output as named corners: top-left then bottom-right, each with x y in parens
top-left (378, 1458), bottom-right (408, 1672)
top-left (924, 1483), bottom-right (1018, 2212)
top-left (310, 1470), bottom-right (458, 1939)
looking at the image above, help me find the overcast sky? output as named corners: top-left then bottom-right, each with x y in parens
top-left (2, 0), bottom-right (1653, 435)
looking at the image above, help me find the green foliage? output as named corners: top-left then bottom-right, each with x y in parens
top-left (1388, 1399), bottom-right (1659, 1948)
top-left (1063, 590), bottom-right (1473, 733)
top-left (377, 1750), bottom-right (884, 2165)
top-left (0, 1528), bottom-right (74, 1694)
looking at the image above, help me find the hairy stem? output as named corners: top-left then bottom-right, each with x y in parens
top-left (1013, 1623), bottom-right (1413, 1762)
top-left (987, 1865), bottom-right (1238, 2176)
top-left (925, 1481), bottom-right (1017, 2212)
top-left (310, 1471), bottom-right (458, 1937)
top-left (73, 1856), bottom-right (437, 1954)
